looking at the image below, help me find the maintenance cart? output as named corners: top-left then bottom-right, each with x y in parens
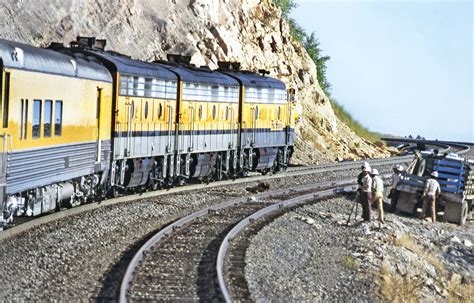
top-left (392, 151), bottom-right (474, 225)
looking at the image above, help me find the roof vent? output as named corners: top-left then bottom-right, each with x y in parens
top-left (258, 69), bottom-right (270, 76)
top-left (71, 37), bottom-right (107, 51)
top-left (218, 61), bottom-right (241, 71)
top-left (166, 54), bottom-right (191, 65)
top-left (93, 39), bottom-right (106, 51)
top-left (47, 42), bottom-right (66, 51)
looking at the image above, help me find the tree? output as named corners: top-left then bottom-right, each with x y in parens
top-left (304, 33), bottom-right (331, 94)
top-left (273, 0), bottom-right (297, 18)
top-left (288, 18), bottom-right (306, 42)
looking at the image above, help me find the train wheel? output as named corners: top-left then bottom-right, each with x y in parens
top-left (177, 177), bottom-right (186, 186)
top-left (111, 186), bottom-right (120, 198)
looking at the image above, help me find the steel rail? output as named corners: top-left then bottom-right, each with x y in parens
top-left (287, 155), bottom-right (412, 173)
top-left (382, 138), bottom-right (470, 155)
top-left (1, 156), bottom-right (411, 241)
top-left (216, 173), bottom-right (393, 302)
top-left (216, 187), bottom-right (352, 302)
top-left (118, 176), bottom-right (365, 302)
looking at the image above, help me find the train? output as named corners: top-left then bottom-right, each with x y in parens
top-left (0, 37), bottom-right (297, 228)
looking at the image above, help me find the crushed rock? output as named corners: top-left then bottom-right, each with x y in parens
top-left (246, 195), bottom-right (473, 301)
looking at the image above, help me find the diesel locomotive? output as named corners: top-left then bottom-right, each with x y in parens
top-left (0, 37), bottom-right (297, 228)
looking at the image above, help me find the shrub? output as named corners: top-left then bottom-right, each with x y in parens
top-left (330, 99), bottom-right (381, 143)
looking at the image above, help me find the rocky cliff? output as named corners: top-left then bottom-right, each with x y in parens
top-left (0, 0), bottom-right (390, 163)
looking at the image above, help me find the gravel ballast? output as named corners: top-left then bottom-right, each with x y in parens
top-left (245, 196), bottom-right (376, 302)
top-left (245, 195), bottom-right (473, 302)
top-left (0, 161), bottom-right (404, 300)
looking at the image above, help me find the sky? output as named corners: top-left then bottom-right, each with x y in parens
top-left (291, 0), bottom-right (473, 142)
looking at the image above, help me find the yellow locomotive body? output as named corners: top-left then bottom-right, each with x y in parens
top-left (75, 48), bottom-right (181, 189)
top-left (220, 69), bottom-right (295, 172)
top-left (155, 61), bottom-right (241, 180)
top-left (0, 39), bottom-right (113, 219)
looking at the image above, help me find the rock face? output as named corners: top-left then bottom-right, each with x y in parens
top-left (0, 0), bottom-right (389, 163)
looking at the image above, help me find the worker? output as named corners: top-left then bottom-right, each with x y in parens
top-left (359, 162), bottom-right (372, 222)
top-left (371, 168), bottom-right (384, 223)
top-left (421, 171), bottom-right (441, 222)
top-left (357, 162), bottom-right (371, 188)
top-left (389, 165), bottom-right (404, 212)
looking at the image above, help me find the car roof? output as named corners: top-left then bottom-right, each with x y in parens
top-left (218, 70), bottom-right (286, 90)
top-left (81, 49), bottom-right (178, 81)
top-left (155, 62), bottom-right (240, 87)
top-left (0, 39), bottom-right (112, 82)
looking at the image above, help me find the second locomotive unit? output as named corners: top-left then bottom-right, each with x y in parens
top-left (0, 37), bottom-right (297, 227)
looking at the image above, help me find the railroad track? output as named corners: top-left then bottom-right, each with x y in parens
top-left (217, 187), bottom-right (351, 302)
top-left (0, 156), bottom-right (411, 239)
top-left (1, 142), bottom-right (469, 301)
top-left (382, 138), bottom-right (471, 155)
top-left (287, 155), bottom-right (412, 174)
top-left (3, 140), bottom-right (468, 238)
top-left (120, 144), bottom-right (473, 302)
top-left (119, 177), bottom-right (360, 302)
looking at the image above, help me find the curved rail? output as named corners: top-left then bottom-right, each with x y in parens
top-left (382, 138), bottom-right (471, 155)
top-left (216, 173), bottom-right (393, 301)
top-left (216, 186), bottom-right (355, 302)
top-left (118, 176), bottom-right (362, 302)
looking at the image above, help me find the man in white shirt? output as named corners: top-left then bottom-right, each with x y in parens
top-left (371, 168), bottom-right (384, 223)
top-left (359, 163), bottom-right (372, 222)
top-left (421, 171), bottom-right (441, 222)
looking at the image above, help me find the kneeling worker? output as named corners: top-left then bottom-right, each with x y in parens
top-left (421, 171), bottom-right (441, 222)
top-left (371, 168), bottom-right (384, 223)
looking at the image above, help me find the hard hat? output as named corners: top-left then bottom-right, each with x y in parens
top-left (394, 165), bottom-right (404, 172)
top-left (362, 162), bottom-right (371, 171)
top-left (431, 171), bottom-right (438, 177)
top-left (372, 168), bottom-right (379, 175)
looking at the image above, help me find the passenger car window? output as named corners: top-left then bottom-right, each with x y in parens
top-left (32, 100), bottom-right (41, 138)
top-left (55, 101), bottom-right (63, 136)
top-left (44, 100), bottom-right (52, 137)
top-left (2, 72), bottom-right (10, 128)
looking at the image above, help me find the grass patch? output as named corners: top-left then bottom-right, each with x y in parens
top-left (391, 234), bottom-right (473, 302)
top-left (376, 261), bottom-right (423, 302)
top-left (447, 274), bottom-right (474, 303)
top-left (393, 234), bottom-right (446, 277)
top-left (342, 255), bottom-right (360, 270)
top-left (330, 99), bottom-right (382, 144)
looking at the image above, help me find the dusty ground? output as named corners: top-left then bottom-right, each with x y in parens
top-left (247, 195), bottom-right (473, 302)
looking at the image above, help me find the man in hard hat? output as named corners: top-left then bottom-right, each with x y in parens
top-left (389, 165), bottom-right (404, 212)
top-left (421, 171), bottom-right (441, 222)
top-left (357, 162), bottom-right (371, 188)
top-left (371, 168), bottom-right (384, 223)
top-left (359, 162), bottom-right (372, 222)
